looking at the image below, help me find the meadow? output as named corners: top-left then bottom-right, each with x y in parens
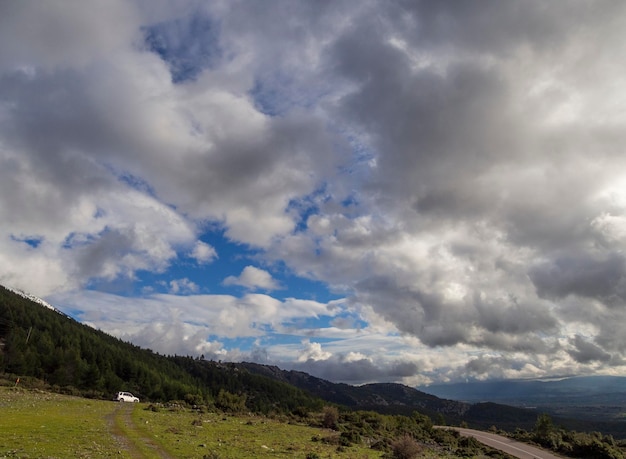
top-left (0, 386), bottom-right (457, 458)
top-left (0, 386), bottom-right (121, 457)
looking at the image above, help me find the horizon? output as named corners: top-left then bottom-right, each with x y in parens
top-left (7, 280), bottom-right (626, 390)
top-left (2, 1), bottom-right (626, 386)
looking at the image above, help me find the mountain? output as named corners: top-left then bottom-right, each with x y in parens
top-left (3, 285), bottom-right (62, 314)
top-left (420, 377), bottom-right (626, 403)
top-left (235, 365), bottom-right (626, 436)
top-left (237, 361), bottom-right (549, 432)
top-left (237, 362), bottom-right (469, 418)
top-left (420, 377), bottom-right (626, 423)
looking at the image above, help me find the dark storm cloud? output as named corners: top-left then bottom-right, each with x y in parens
top-left (463, 354), bottom-right (538, 380)
top-left (530, 252), bottom-right (626, 304)
top-left (288, 356), bottom-right (420, 385)
top-left (568, 335), bottom-right (611, 364)
top-left (354, 275), bottom-right (469, 346)
top-left (475, 297), bottom-right (558, 336)
top-left (353, 274), bottom-right (558, 352)
top-left (399, 0), bottom-right (600, 53)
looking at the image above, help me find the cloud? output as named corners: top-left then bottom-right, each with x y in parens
top-left (267, 0), bottom-right (626, 380)
top-left (191, 241), bottom-right (218, 264)
top-left (568, 335), bottom-right (612, 364)
top-left (168, 278), bottom-right (199, 295)
top-left (530, 252), bottom-right (626, 305)
top-left (47, 289), bottom-right (338, 345)
top-left (3, 0), bottom-right (626, 383)
top-left (289, 339), bottom-right (421, 384)
top-left (223, 266), bottom-right (280, 291)
top-left (297, 340), bottom-right (332, 362)
top-left (0, 0), bottom-right (139, 71)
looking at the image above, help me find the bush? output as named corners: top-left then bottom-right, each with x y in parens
top-left (390, 434), bottom-right (422, 459)
top-left (455, 436), bottom-right (483, 457)
top-left (322, 405), bottom-right (339, 429)
top-left (215, 389), bottom-right (246, 413)
top-left (340, 429), bottom-right (361, 446)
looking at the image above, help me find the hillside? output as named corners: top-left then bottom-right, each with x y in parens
top-left (238, 362), bottom-right (543, 431)
top-left (237, 362), bottom-right (470, 418)
top-left (0, 285), bottom-right (323, 414)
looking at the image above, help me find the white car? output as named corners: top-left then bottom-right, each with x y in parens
top-left (115, 391), bottom-right (139, 402)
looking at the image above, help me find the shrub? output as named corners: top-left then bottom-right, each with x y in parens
top-left (322, 405), bottom-right (339, 429)
top-left (215, 389), bottom-right (246, 413)
top-left (340, 429), bottom-right (361, 446)
top-left (390, 434), bottom-right (422, 459)
top-left (455, 436), bottom-right (483, 457)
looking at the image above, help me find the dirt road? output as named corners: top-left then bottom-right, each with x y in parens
top-left (107, 403), bottom-right (175, 459)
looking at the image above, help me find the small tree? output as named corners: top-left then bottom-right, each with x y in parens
top-left (322, 405), bottom-right (339, 429)
top-left (534, 414), bottom-right (554, 440)
top-left (534, 413), bottom-right (563, 450)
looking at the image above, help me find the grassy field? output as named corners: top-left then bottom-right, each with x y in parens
top-left (0, 386), bottom-right (124, 458)
top-left (0, 386), bottom-right (466, 458)
top-left (132, 405), bottom-right (383, 458)
top-left (0, 386), bottom-right (386, 458)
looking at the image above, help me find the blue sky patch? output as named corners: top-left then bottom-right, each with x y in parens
top-left (10, 234), bottom-right (43, 248)
top-left (143, 12), bottom-right (222, 83)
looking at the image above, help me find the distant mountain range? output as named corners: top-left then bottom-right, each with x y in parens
top-left (420, 376), bottom-right (626, 404)
top-left (236, 362), bottom-right (626, 437)
top-left (419, 377), bottom-right (626, 423)
top-left (237, 362), bottom-right (471, 419)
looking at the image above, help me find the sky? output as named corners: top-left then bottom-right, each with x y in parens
top-left (2, 1), bottom-right (626, 387)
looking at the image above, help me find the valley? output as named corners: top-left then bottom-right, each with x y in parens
top-left (420, 377), bottom-right (626, 423)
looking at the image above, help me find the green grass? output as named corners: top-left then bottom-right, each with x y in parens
top-left (0, 386), bottom-right (127, 458)
top-left (131, 406), bottom-right (383, 458)
top-left (0, 386), bottom-right (462, 458)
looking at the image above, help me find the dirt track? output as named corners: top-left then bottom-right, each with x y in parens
top-left (107, 403), bottom-right (174, 459)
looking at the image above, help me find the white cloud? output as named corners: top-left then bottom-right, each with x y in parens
top-left (3, 0), bottom-right (626, 383)
top-left (297, 340), bottom-right (332, 362)
top-left (168, 278), bottom-right (199, 295)
top-left (191, 241), bottom-right (217, 264)
top-left (223, 266), bottom-right (280, 291)
top-left (47, 289), bottom-right (338, 346)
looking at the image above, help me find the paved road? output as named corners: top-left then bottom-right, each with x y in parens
top-left (444, 427), bottom-right (562, 459)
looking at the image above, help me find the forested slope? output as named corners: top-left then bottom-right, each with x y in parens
top-left (0, 285), bottom-right (322, 414)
